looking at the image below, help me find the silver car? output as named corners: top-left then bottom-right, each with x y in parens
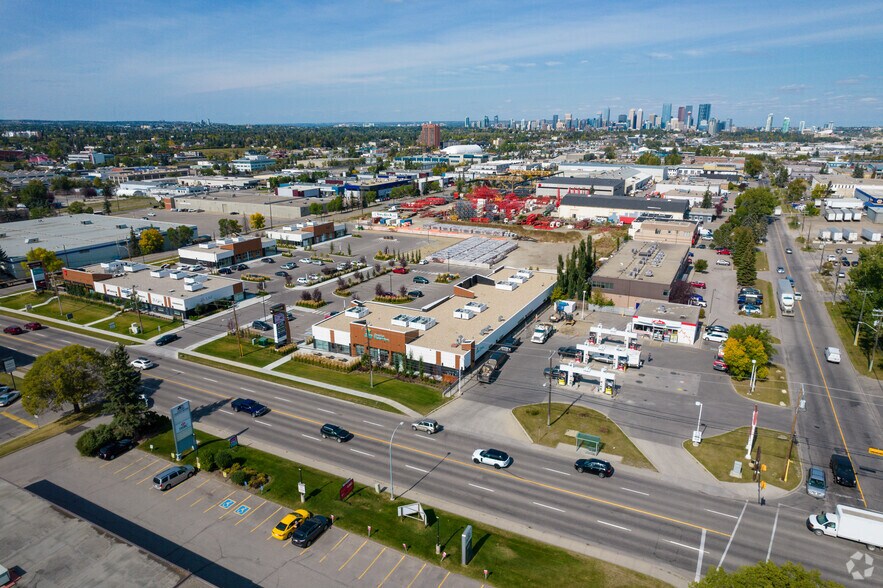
top-left (806, 466), bottom-right (827, 499)
top-left (411, 419), bottom-right (440, 434)
top-left (153, 465), bottom-right (195, 491)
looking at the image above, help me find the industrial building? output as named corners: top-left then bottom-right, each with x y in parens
top-left (230, 154), bottom-right (276, 173)
top-left (556, 194), bottom-right (689, 224)
top-left (535, 177), bottom-right (626, 198)
top-left (265, 221), bottom-right (348, 247)
top-left (628, 219), bottom-right (698, 245)
top-left (590, 242), bottom-right (691, 308)
top-left (177, 236), bottom-right (277, 269)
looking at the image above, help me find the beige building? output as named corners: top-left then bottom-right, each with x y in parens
top-left (628, 219), bottom-right (698, 246)
top-left (591, 242), bottom-right (691, 308)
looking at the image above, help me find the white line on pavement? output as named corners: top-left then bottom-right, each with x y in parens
top-left (362, 420), bottom-right (384, 428)
top-left (219, 410), bottom-right (233, 415)
top-left (405, 465), bottom-right (429, 473)
top-left (317, 408), bottom-right (336, 414)
top-left (467, 483), bottom-right (494, 493)
top-left (203, 377), bottom-right (218, 383)
top-left (173, 370), bottom-right (183, 375)
top-left (597, 520), bottom-right (631, 532)
top-left (177, 396), bottom-right (190, 402)
top-left (717, 501), bottom-right (748, 569)
top-left (350, 449), bottom-right (374, 457)
top-left (543, 467), bottom-right (571, 476)
top-left (60, 339), bottom-right (74, 344)
top-left (532, 501), bottom-right (565, 513)
top-left (301, 434), bottom-right (321, 441)
top-left (240, 387), bottom-right (256, 393)
top-left (766, 504), bottom-right (780, 562)
top-left (704, 509), bottom-right (738, 519)
top-left (695, 529), bottom-right (707, 582)
top-left (415, 433), bottom-right (435, 440)
top-left (620, 487), bottom-right (649, 496)
top-left (255, 420), bottom-right (272, 427)
top-left (666, 540), bottom-right (707, 554)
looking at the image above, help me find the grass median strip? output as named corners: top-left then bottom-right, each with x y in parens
top-left (194, 334), bottom-right (281, 368)
top-left (826, 301), bottom-right (881, 378)
top-left (143, 428), bottom-right (668, 588)
top-left (731, 363), bottom-right (790, 406)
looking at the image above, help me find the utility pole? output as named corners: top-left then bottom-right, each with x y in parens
top-left (132, 285), bottom-right (144, 333)
top-left (783, 385), bottom-right (805, 482)
top-left (365, 323), bottom-right (373, 388)
top-left (854, 289), bottom-right (872, 346)
top-left (869, 309), bottom-right (883, 372)
top-left (231, 301), bottom-right (243, 357)
top-left (547, 350), bottom-right (554, 427)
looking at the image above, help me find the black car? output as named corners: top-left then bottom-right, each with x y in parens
top-left (251, 320), bottom-right (272, 331)
top-left (235, 264), bottom-right (249, 271)
top-left (407, 290), bottom-right (423, 298)
top-left (574, 458), bottom-right (614, 478)
top-left (274, 271), bottom-right (290, 278)
top-left (218, 267), bottom-right (232, 275)
top-left (230, 398), bottom-right (270, 417)
top-left (155, 333), bottom-right (179, 346)
top-left (291, 515), bottom-right (331, 548)
top-left (320, 423), bottom-right (351, 443)
top-left (830, 453), bottom-right (856, 487)
top-left (557, 346), bottom-right (582, 360)
top-left (98, 438), bottom-right (136, 460)
top-left (498, 336), bottom-right (521, 353)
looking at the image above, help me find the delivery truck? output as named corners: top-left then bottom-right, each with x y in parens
top-left (807, 505), bottom-right (883, 550)
top-left (531, 323), bottom-right (553, 344)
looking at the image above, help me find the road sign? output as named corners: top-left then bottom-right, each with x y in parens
top-left (3, 357), bottom-right (15, 373)
top-left (235, 505), bottom-right (251, 516)
top-left (220, 499), bottom-right (236, 510)
top-left (339, 478), bottom-right (354, 501)
top-left (870, 447), bottom-right (883, 456)
top-left (229, 435), bottom-right (238, 448)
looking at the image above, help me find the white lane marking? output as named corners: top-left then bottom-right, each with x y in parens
top-left (695, 528), bottom-right (707, 583)
top-left (415, 433), bottom-right (436, 440)
top-left (219, 410), bottom-right (234, 415)
top-left (362, 420), bottom-right (384, 428)
top-left (59, 339), bottom-right (74, 344)
top-left (203, 377), bottom-right (218, 383)
top-left (273, 396), bottom-right (292, 403)
top-left (766, 504), bottom-right (780, 562)
top-left (620, 487), bottom-right (649, 496)
top-left (597, 520), bottom-right (631, 532)
top-left (317, 408), bottom-right (336, 414)
top-left (704, 508), bottom-right (738, 519)
top-left (173, 370), bottom-right (183, 375)
top-left (532, 501), bottom-right (565, 513)
top-left (301, 434), bottom-right (321, 441)
top-left (543, 467), bottom-right (572, 476)
top-left (240, 387), bottom-right (256, 393)
top-left (177, 396), bottom-right (190, 402)
top-left (405, 465), bottom-right (429, 473)
top-left (255, 420), bottom-right (272, 427)
top-left (717, 501), bottom-right (748, 569)
top-left (666, 540), bottom-right (707, 554)
top-left (350, 449), bottom-right (374, 457)
top-left (468, 483), bottom-right (494, 493)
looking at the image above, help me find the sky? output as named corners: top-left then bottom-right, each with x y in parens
top-left (1, 1), bottom-right (882, 127)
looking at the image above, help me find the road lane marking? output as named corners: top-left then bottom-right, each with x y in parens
top-left (252, 506), bottom-right (282, 533)
top-left (543, 467), bottom-right (571, 476)
top-left (468, 483), bottom-right (494, 493)
top-left (273, 396), bottom-right (291, 402)
top-left (406, 563), bottom-right (427, 588)
top-left (59, 339), bottom-right (73, 344)
top-left (350, 448), bottom-right (374, 457)
top-left (695, 529), bottom-right (707, 582)
top-left (717, 501), bottom-right (747, 569)
top-left (203, 377), bottom-right (218, 383)
top-left (358, 547), bottom-right (387, 580)
top-left (0, 411), bottom-right (37, 429)
top-left (597, 520), bottom-right (631, 532)
top-left (766, 504), bottom-right (780, 562)
top-left (415, 433), bottom-right (436, 440)
top-left (405, 465), bottom-right (429, 473)
top-left (362, 420), bottom-right (384, 428)
top-left (255, 420), bottom-right (272, 427)
top-left (302, 434), bottom-right (321, 441)
top-left (666, 540), bottom-right (707, 553)
top-left (320, 532), bottom-right (349, 563)
top-left (437, 571), bottom-right (451, 588)
top-left (339, 538), bottom-right (369, 571)
top-left (620, 487), bottom-right (649, 496)
top-left (219, 410), bottom-right (234, 415)
top-left (704, 509), bottom-right (738, 519)
top-left (532, 501), bottom-right (565, 513)
top-left (379, 554), bottom-right (406, 587)
top-left (176, 478), bottom-right (209, 500)
top-left (123, 458), bottom-right (159, 480)
top-left (317, 408), bottom-right (336, 414)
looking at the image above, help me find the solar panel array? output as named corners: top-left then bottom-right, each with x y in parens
top-left (431, 236), bottom-right (518, 267)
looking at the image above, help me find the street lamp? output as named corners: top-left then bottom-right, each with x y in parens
top-left (581, 290), bottom-right (587, 320)
top-left (692, 401), bottom-right (703, 445)
top-left (546, 350), bottom-right (554, 426)
top-left (749, 359), bottom-right (757, 394)
top-left (389, 421), bottom-right (404, 501)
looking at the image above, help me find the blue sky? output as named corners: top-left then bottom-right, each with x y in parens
top-left (1, 1), bottom-right (881, 126)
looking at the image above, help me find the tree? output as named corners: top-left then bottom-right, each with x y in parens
top-left (21, 344), bottom-right (104, 414)
top-left (102, 182), bottom-right (114, 214)
top-left (250, 212), bottom-right (266, 230)
top-left (701, 190), bottom-right (713, 209)
top-left (732, 226), bottom-right (757, 286)
top-left (635, 152), bottom-right (661, 165)
top-left (729, 324), bottom-right (775, 361)
top-left (68, 201), bottom-right (93, 214)
top-left (743, 155), bottom-right (764, 177)
top-left (166, 225), bottom-right (194, 248)
top-left (22, 247), bottom-right (63, 273)
top-left (19, 180), bottom-right (53, 209)
top-left (218, 218), bottom-right (242, 237)
top-left (663, 147), bottom-right (682, 165)
top-left (853, 165), bottom-right (865, 178)
top-left (603, 146), bottom-right (617, 160)
top-left (102, 344), bottom-right (146, 437)
top-left (694, 259), bottom-right (708, 273)
top-left (691, 560), bottom-right (839, 587)
top-left (668, 280), bottom-right (693, 304)
top-left (139, 228), bottom-right (164, 255)
top-left (308, 202), bottom-right (322, 216)
top-left (785, 179), bottom-right (807, 203)
top-left (127, 227), bottom-right (141, 257)
top-left (811, 183), bottom-right (831, 200)
top-left (0, 246), bottom-right (10, 276)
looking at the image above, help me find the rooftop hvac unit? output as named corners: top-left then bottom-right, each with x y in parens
top-left (25, 237), bottom-right (39, 243)
top-left (644, 270), bottom-right (654, 277)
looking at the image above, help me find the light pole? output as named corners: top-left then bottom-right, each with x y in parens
top-left (389, 421), bottom-right (404, 501)
top-left (869, 309), bottom-right (883, 372)
top-left (749, 359), bottom-right (757, 394)
top-left (818, 243), bottom-right (826, 272)
top-left (692, 401), bottom-right (703, 445)
top-left (547, 350), bottom-right (554, 427)
top-left (364, 323), bottom-right (373, 388)
top-left (853, 289), bottom-right (872, 346)
top-left (132, 285), bottom-right (144, 334)
top-left (581, 290), bottom-right (587, 320)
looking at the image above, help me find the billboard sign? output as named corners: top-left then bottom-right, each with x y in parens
top-left (339, 478), bottom-right (355, 501)
top-left (27, 261), bottom-right (47, 291)
top-left (270, 302), bottom-right (289, 345)
top-left (170, 401), bottom-right (195, 457)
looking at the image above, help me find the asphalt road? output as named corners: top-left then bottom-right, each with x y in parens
top-left (0, 317), bottom-right (876, 585)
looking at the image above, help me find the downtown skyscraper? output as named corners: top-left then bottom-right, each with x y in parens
top-left (661, 103), bottom-right (672, 129)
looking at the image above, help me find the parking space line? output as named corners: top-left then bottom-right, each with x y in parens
top-left (138, 465), bottom-right (169, 485)
top-left (339, 538), bottom-right (369, 571)
top-left (378, 554), bottom-right (406, 587)
top-left (252, 505), bottom-right (282, 533)
top-left (113, 455), bottom-right (145, 475)
top-left (205, 491), bottom-right (236, 514)
top-left (437, 571), bottom-right (451, 588)
top-left (177, 478), bottom-right (209, 501)
top-left (123, 459), bottom-right (159, 480)
top-left (190, 497), bottom-right (205, 508)
top-left (220, 496), bottom-right (249, 520)
top-left (320, 532), bottom-right (349, 563)
top-left (357, 547), bottom-right (387, 580)
top-left (406, 563), bottom-right (427, 588)
top-left (235, 500), bottom-right (266, 526)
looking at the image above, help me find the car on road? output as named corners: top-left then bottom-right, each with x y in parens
top-left (696, 244), bottom-right (707, 249)
top-left (806, 466), bottom-right (827, 499)
top-left (130, 357), bottom-right (155, 370)
top-left (824, 347), bottom-right (841, 363)
top-left (472, 448), bottom-right (512, 469)
top-left (785, 248), bottom-right (793, 254)
top-left (413, 276), bottom-right (429, 284)
top-left (703, 330), bottom-right (729, 342)
top-left (776, 266), bottom-right (785, 274)
top-left (261, 257), bottom-right (274, 263)
top-left (713, 359), bottom-right (728, 372)
top-left (418, 259), bottom-right (429, 265)
top-left (272, 509), bottom-right (313, 540)
top-left (0, 390), bottom-right (21, 407)
top-left (299, 258), bottom-right (312, 265)
top-left (412, 419), bottom-right (441, 434)
top-left (281, 262), bottom-right (297, 270)
top-left (3, 325), bottom-right (23, 335)
top-left (689, 281), bottom-right (706, 289)
top-left (274, 270), bottom-right (290, 278)
top-left (557, 346), bottom-right (582, 360)
top-left (574, 458), bottom-right (614, 478)
top-left (408, 290), bottom-right (423, 298)
top-left (716, 248), bottom-right (731, 255)
top-left (97, 438), bottom-right (136, 460)
top-left (320, 423), bottom-right (352, 443)
top-left (217, 267), bottom-right (232, 275)
top-left (251, 320), bottom-right (272, 331)
top-left (23, 322), bottom-right (43, 331)
top-left (291, 515), bottom-right (331, 548)
top-left (235, 263), bottom-right (248, 271)
top-left (392, 267), bottom-right (408, 274)
top-left (230, 398), bottom-right (270, 417)
top-left (147, 212), bottom-right (156, 216)
top-left (786, 276), bottom-right (795, 286)
top-left (153, 465), bottom-right (195, 491)
top-left (155, 333), bottom-right (179, 346)
top-left (715, 259), bottom-right (731, 266)
top-left (830, 454), bottom-right (856, 487)
top-left (740, 304), bottom-right (761, 315)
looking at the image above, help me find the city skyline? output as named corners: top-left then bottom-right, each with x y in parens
top-left (0, 1), bottom-right (881, 126)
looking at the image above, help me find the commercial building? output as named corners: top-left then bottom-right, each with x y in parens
top-left (418, 123), bottom-right (442, 149)
top-left (629, 300), bottom-right (699, 345)
top-left (343, 178), bottom-right (412, 206)
top-left (231, 154), bottom-right (276, 173)
top-left (0, 215), bottom-right (196, 280)
top-left (628, 219), bottom-right (698, 245)
top-left (310, 268), bottom-right (555, 380)
top-left (536, 177), bottom-right (626, 198)
top-left (557, 162), bottom-right (671, 182)
top-left (67, 149), bottom-right (111, 165)
top-left (557, 194), bottom-right (689, 224)
top-left (276, 183), bottom-right (321, 198)
top-left (178, 176), bottom-right (260, 189)
top-left (266, 221), bottom-right (348, 247)
top-left (177, 236), bottom-right (277, 269)
top-left (590, 242), bottom-right (691, 308)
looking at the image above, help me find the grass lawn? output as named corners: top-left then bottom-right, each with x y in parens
top-left (95, 313), bottom-right (180, 339)
top-left (0, 290), bottom-right (56, 310)
top-left (731, 364), bottom-right (790, 406)
top-left (755, 249), bottom-right (769, 272)
top-left (194, 334), bottom-right (282, 368)
top-left (143, 428), bottom-right (666, 588)
top-left (0, 406), bottom-right (102, 460)
top-left (0, 372), bottom-right (14, 389)
top-left (180, 353), bottom-right (399, 413)
top-left (21, 295), bottom-right (120, 325)
top-left (274, 360), bottom-right (448, 414)
top-left (109, 196), bottom-right (155, 213)
top-left (756, 279), bottom-right (777, 319)
top-left (826, 301), bottom-right (880, 377)
top-left (684, 426), bottom-right (801, 491)
top-left (512, 403), bottom-right (655, 470)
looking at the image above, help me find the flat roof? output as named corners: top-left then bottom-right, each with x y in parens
top-left (593, 241), bottom-right (689, 286)
top-left (560, 194), bottom-right (689, 213)
top-left (98, 267), bottom-right (240, 299)
top-left (633, 299), bottom-right (700, 324)
top-left (172, 189), bottom-right (331, 210)
top-left (0, 214), bottom-right (196, 260)
top-left (540, 176), bottom-right (625, 187)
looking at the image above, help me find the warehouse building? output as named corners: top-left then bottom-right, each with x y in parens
top-left (557, 194), bottom-right (689, 224)
top-left (590, 241), bottom-right (691, 308)
top-left (265, 221), bottom-right (348, 247)
top-left (177, 236), bottom-right (277, 269)
top-left (536, 177), bottom-right (626, 198)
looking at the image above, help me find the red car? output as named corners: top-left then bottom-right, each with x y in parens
top-left (392, 267), bottom-right (408, 274)
top-left (713, 359), bottom-right (728, 372)
top-left (716, 248), bottom-right (731, 255)
top-left (23, 322), bottom-right (43, 331)
top-left (3, 325), bottom-right (23, 335)
top-left (690, 281), bottom-right (706, 289)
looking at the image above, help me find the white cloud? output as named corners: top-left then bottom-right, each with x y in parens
top-left (837, 75), bottom-right (869, 85)
top-left (648, 52), bottom-right (673, 60)
top-left (779, 84), bottom-right (809, 93)
top-left (544, 61), bottom-right (562, 67)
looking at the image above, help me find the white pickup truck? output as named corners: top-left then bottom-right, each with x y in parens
top-left (531, 323), bottom-right (553, 344)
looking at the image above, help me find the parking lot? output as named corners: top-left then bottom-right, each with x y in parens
top-left (0, 430), bottom-right (477, 588)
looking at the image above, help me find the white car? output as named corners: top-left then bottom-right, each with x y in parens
top-left (296, 277), bottom-right (309, 285)
top-left (703, 331), bottom-right (729, 343)
top-left (846, 248), bottom-right (853, 254)
top-left (689, 299), bottom-right (707, 308)
top-left (418, 259), bottom-right (430, 265)
top-left (190, 265), bottom-right (205, 272)
top-left (472, 448), bottom-right (512, 469)
top-left (715, 259), bottom-right (731, 266)
top-left (130, 357), bottom-right (156, 370)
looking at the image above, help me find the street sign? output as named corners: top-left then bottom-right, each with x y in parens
top-left (870, 447), bottom-right (883, 456)
top-left (229, 435), bottom-right (238, 448)
top-left (2, 357), bottom-right (15, 373)
top-left (339, 478), bottom-right (355, 501)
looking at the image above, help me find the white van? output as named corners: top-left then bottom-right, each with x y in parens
top-left (824, 347), bottom-right (841, 364)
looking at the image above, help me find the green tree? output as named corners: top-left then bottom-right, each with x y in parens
top-left (732, 227), bottom-right (757, 286)
top-left (853, 165), bottom-right (865, 178)
top-left (785, 179), bottom-right (807, 202)
top-left (691, 560), bottom-right (839, 587)
top-left (308, 202), bottom-right (322, 216)
top-left (722, 338), bottom-right (753, 379)
top-left (218, 218), bottom-right (242, 237)
top-left (102, 344), bottom-right (146, 437)
top-left (19, 180), bottom-right (52, 209)
top-left (67, 201), bottom-right (93, 214)
top-left (102, 182), bottom-right (114, 214)
top-left (701, 190), bottom-right (713, 208)
top-left (635, 152), bottom-right (661, 165)
top-left (127, 227), bottom-right (141, 257)
top-left (603, 146), bottom-right (617, 160)
top-left (663, 147), bottom-right (682, 165)
top-left (0, 246), bottom-right (10, 277)
top-left (21, 344), bottom-right (104, 414)
top-left (728, 324), bottom-right (775, 360)
top-left (744, 155), bottom-right (764, 177)
top-left (22, 247), bottom-right (63, 273)
top-left (167, 225), bottom-right (194, 248)
top-left (139, 228), bottom-right (164, 255)
top-left (694, 259), bottom-right (708, 273)
top-left (250, 212), bottom-right (266, 230)
top-left (811, 183), bottom-right (831, 200)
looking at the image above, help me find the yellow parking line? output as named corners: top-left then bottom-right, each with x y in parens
top-left (406, 563), bottom-right (426, 588)
top-left (437, 571), bottom-right (451, 588)
top-left (358, 547), bottom-right (386, 580)
top-left (0, 411), bottom-right (37, 429)
top-left (235, 499), bottom-right (266, 526)
top-left (114, 455), bottom-right (145, 475)
top-left (138, 465), bottom-right (168, 485)
top-left (320, 532), bottom-right (349, 563)
top-left (177, 478), bottom-right (209, 501)
top-left (338, 538), bottom-right (369, 572)
top-left (252, 506), bottom-right (282, 534)
top-left (123, 458), bottom-right (159, 480)
top-left (378, 554), bottom-right (405, 587)
top-left (190, 497), bottom-right (204, 508)
top-left (204, 491), bottom-right (236, 514)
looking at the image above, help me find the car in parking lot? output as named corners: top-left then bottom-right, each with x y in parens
top-left (557, 346), bottom-right (582, 360)
top-left (274, 270), bottom-right (290, 278)
top-left (281, 262), bottom-right (297, 270)
top-left (299, 258), bottom-right (313, 265)
top-left (830, 454), bottom-right (856, 487)
top-left (408, 290), bottom-right (423, 298)
top-left (23, 322), bottom-right (43, 331)
top-left (574, 458), bottom-right (613, 478)
top-left (297, 277), bottom-right (309, 285)
top-left (846, 248), bottom-right (853, 254)
top-left (696, 244), bottom-right (707, 249)
top-left (320, 423), bottom-right (352, 443)
top-left (418, 259), bottom-right (430, 265)
top-left (689, 298), bottom-right (707, 307)
top-left (706, 324), bottom-right (729, 333)
top-left (155, 333), bottom-right (179, 346)
top-left (251, 320), bottom-right (272, 331)
top-left (0, 390), bottom-right (21, 407)
top-left (713, 359), bottom-right (728, 372)
top-left (272, 509), bottom-right (313, 540)
top-left (235, 263), bottom-right (248, 271)
top-left (392, 267), bottom-right (408, 274)
top-left (776, 266), bottom-right (785, 274)
top-left (412, 419), bottom-right (441, 434)
top-left (130, 357), bottom-right (155, 370)
top-left (335, 263), bottom-right (350, 271)
top-left (499, 336), bottom-right (521, 352)
top-left (413, 275), bottom-right (429, 284)
top-left (472, 448), bottom-right (512, 469)
top-left (715, 259), bottom-right (731, 266)
top-left (703, 330), bottom-right (729, 342)
top-left (231, 398), bottom-right (270, 417)
top-left (291, 515), bottom-right (331, 548)
top-left (851, 260), bottom-right (859, 267)
top-left (97, 438), bottom-right (136, 460)
top-left (261, 257), bottom-right (274, 263)
top-left (837, 271), bottom-right (846, 279)
top-left (806, 466), bottom-right (827, 498)
top-left (153, 465), bottom-right (195, 491)
top-left (217, 267), bottom-right (232, 275)
top-left (740, 304), bottom-right (761, 315)
top-left (3, 325), bottom-right (23, 335)
top-left (716, 248), bottom-right (731, 255)
top-left (689, 281), bottom-right (706, 289)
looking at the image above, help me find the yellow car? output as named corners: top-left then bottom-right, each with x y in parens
top-left (271, 509), bottom-right (312, 540)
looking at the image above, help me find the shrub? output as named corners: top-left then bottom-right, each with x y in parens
top-left (215, 450), bottom-right (234, 470)
top-left (249, 471), bottom-right (270, 489)
top-left (201, 451), bottom-right (217, 472)
top-left (76, 424), bottom-right (117, 456)
top-left (230, 470), bottom-right (248, 486)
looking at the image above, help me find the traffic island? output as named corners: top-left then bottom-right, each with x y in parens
top-left (683, 426), bottom-right (801, 491)
top-left (512, 403), bottom-right (655, 470)
top-left (731, 364), bottom-right (790, 406)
